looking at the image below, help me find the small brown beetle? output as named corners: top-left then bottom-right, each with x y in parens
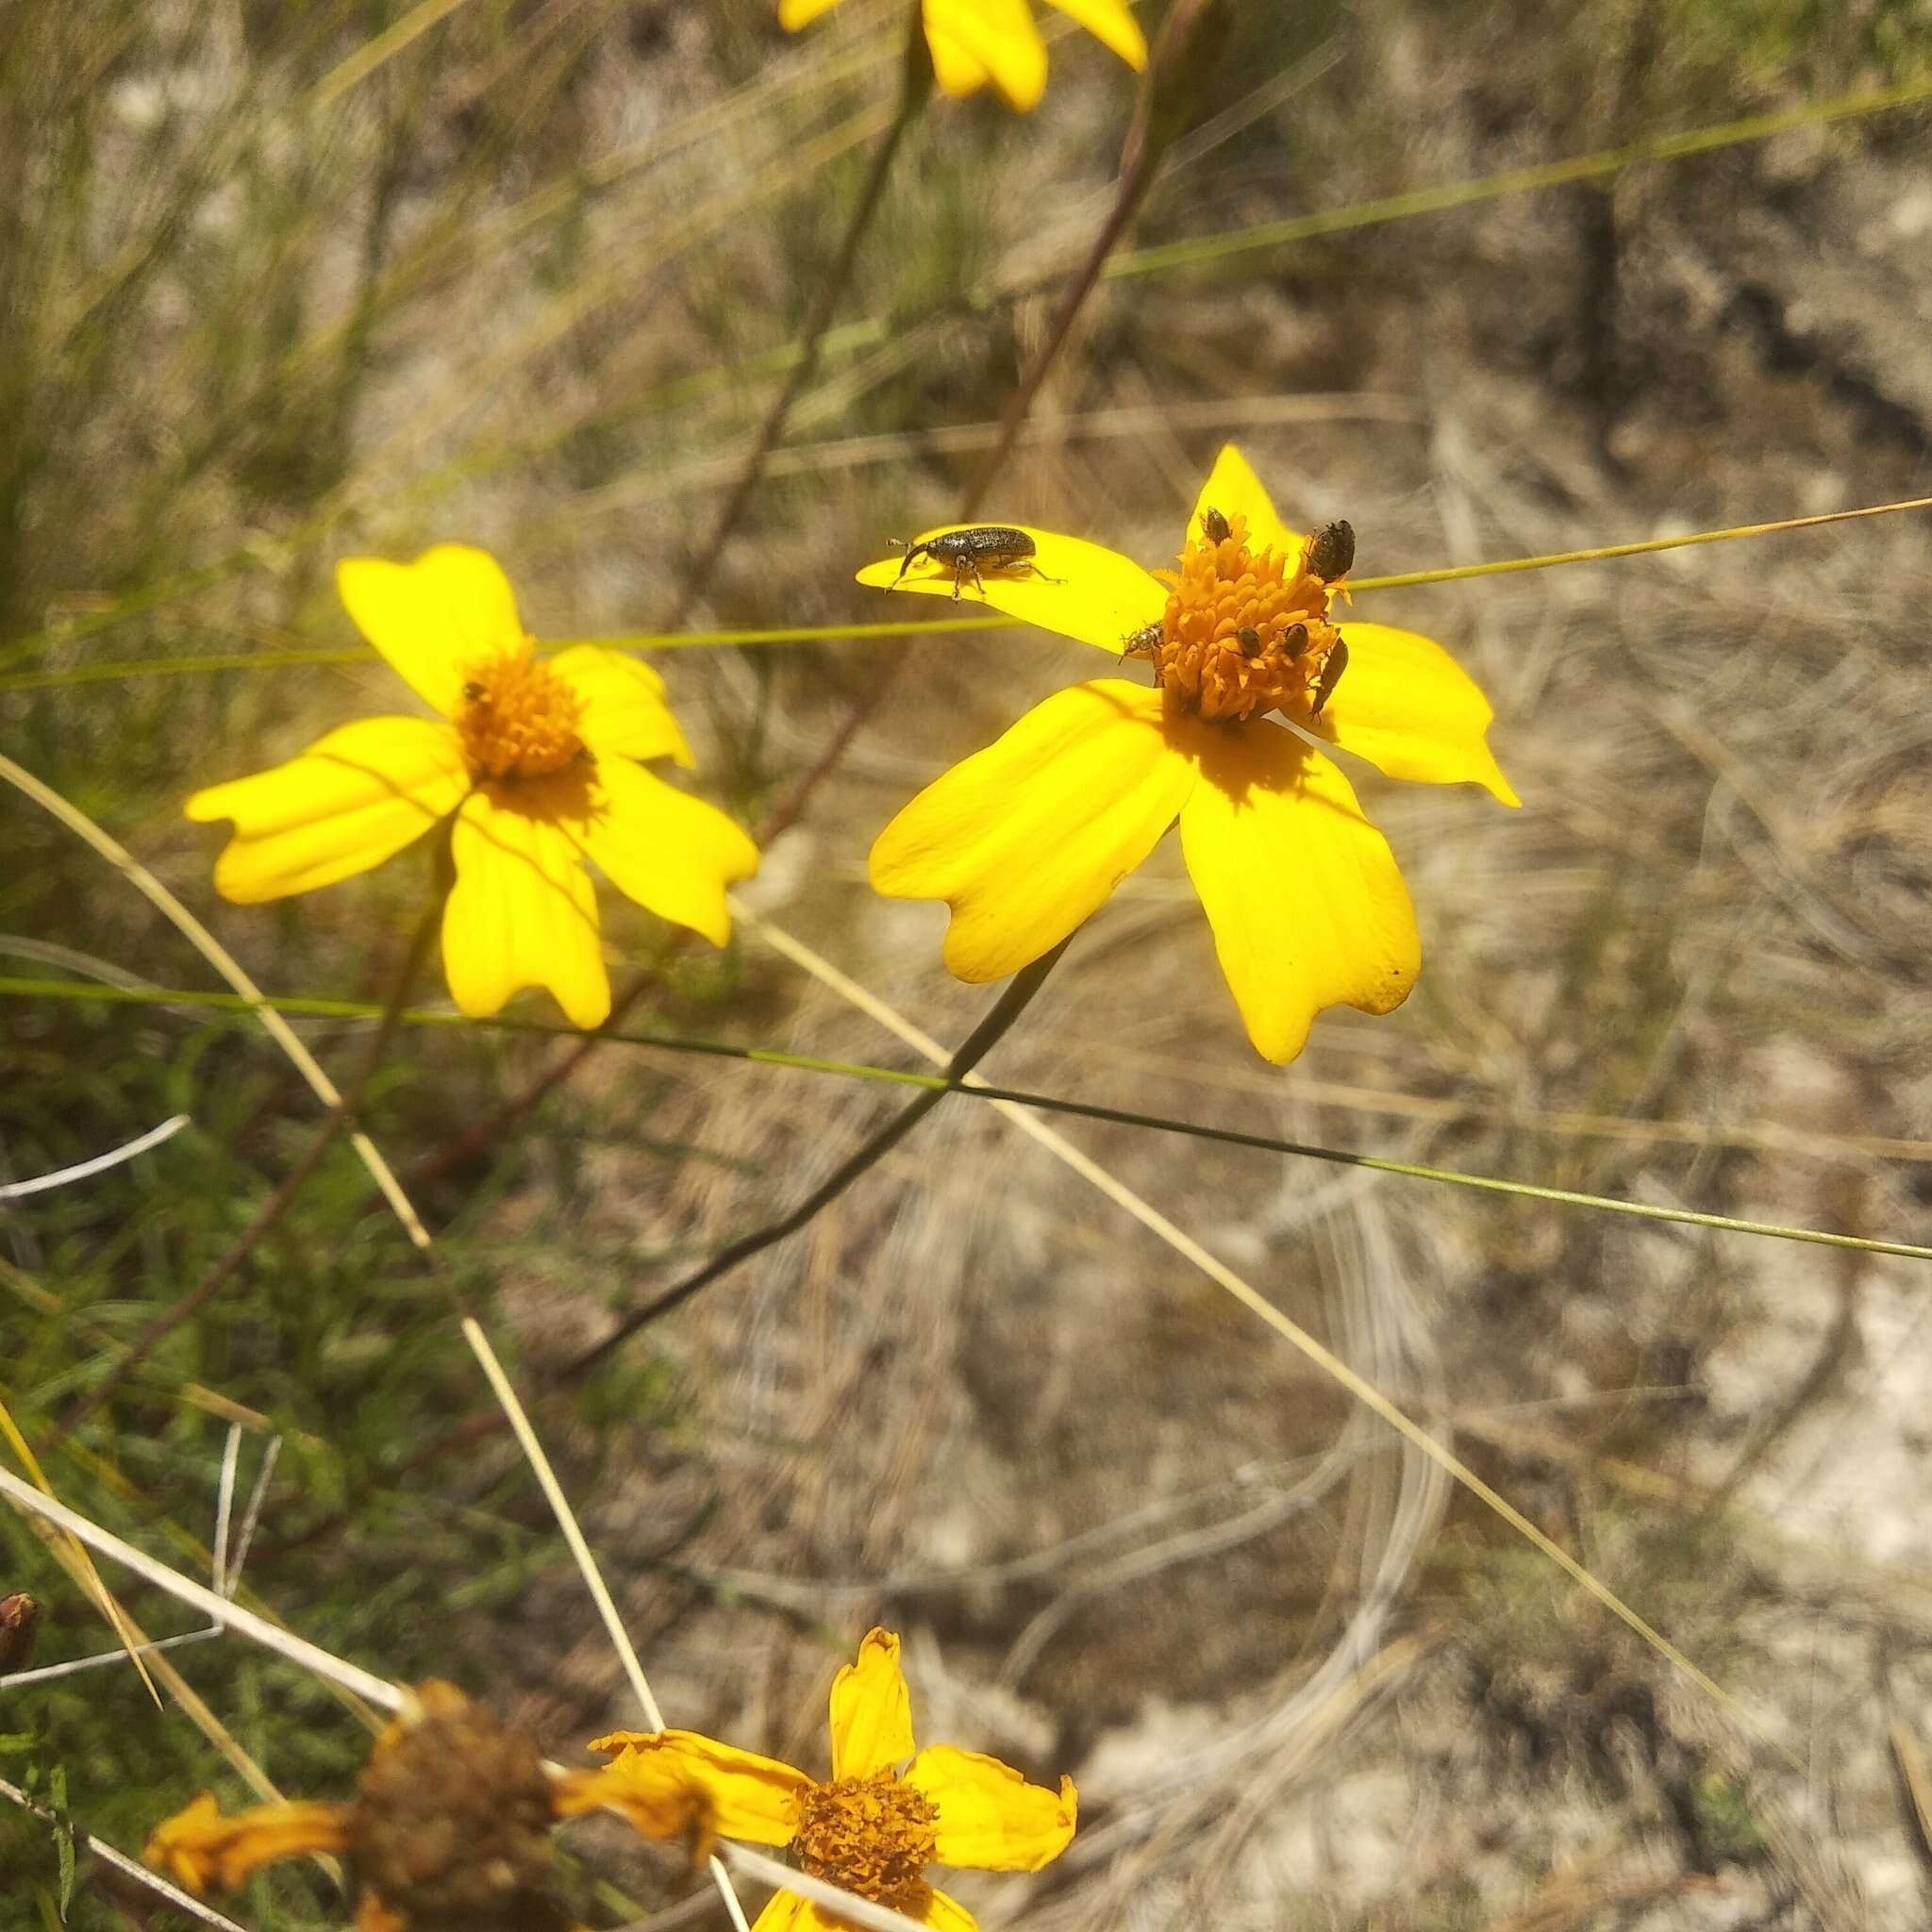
top-left (1200, 507), bottom-right (1232, 545)
top-left (1121, 620), bottom-right (1165, 664)
top-left (1310, 636), bottom-right (1349, 715)
top-left (1306, 520), bottom-right (1356, 582)
top-left (1235, 625), bottom-right (1263, 658)
top-left (1281, 622), bottom-right (1310, 659)
top-left (888, 526), bottom-right (1054, 601)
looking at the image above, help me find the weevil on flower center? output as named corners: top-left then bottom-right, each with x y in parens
top-left (1306, 520), bottom-right (1356, 583)
top-left (1200, 507), bottom-right (1232, 545)
top-left (1121, 620), bottom-right (1165, 665)
top-left (887, 526), bottom-right (1057, 601)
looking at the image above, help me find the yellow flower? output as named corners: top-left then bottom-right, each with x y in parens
top-left (591, 1626), bottom-right (1075, 1932)
top-left (858, 446), bottom-right (1520, 1064)
top-left (777, 0), bottom-right (1146, 111)
top-left (185, 546), bottom-right (758, 1030)
top-left (144, 1681), bottom-right (710, 1931)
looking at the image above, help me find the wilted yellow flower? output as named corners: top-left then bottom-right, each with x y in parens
top-left (859, 445), bottom-right (1519, 1064)
top-left (777, 0), bottom-right (1145, 111)
top-left (144, 1681), bottom-right (709, 1932)
top-left (144, 1791), bottom-right (351, 1895)
top-left (185, 545), bottom-right (758, 1029)
top-left (592, 1626), bottom-right (1074, 1932)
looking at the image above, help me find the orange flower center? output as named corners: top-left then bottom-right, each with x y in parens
top-left (456, 651), bottom-right (586, 781)
top-left (1140, 510), bottom-right (1348, 725)
top-left (792, 1773), bottom-right (938, 1905)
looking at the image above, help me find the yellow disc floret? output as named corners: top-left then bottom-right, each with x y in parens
top-left (456, 652), bottom-right (586, 781)
top-left (1143, 510), bottom-right (1347, 725)
top-left (792, 1773), bottom-right (938, 1906)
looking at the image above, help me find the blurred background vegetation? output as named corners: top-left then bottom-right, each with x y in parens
top-left (4, 0), bottom-right (1931, 1925)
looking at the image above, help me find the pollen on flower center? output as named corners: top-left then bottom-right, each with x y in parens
top-left (456, 651), bottom-right (586, 780)
top-left (791, 1773), bottom-right (938, 1905)
top-left (1140, 509), bottom-right (1348, 725)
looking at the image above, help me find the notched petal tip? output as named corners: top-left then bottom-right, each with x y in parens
top-left (829, 1626), bottom-right (916, 1781)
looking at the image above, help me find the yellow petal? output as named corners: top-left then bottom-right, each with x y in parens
top-left (828, 1628), bottom-right (916, 1782)
top-left (858, 525), bottom-right (1164, 657)
top-left (443, 786), bottom-right (608, 1028)
top-left (919, 1888), bottom-right (981, 1932)
top-left (904, 1748), bottom-right (1076, 1874)
top-left (870, 679), bottom-right (1193, 982)
top-left (1045, 0), bottom-right (1146, 66)
top-left (752, 1893), bottom-right (814, 1932)
top-left (1188, 444), bottom-right (1299, 565)
top-left (336, 545), bottom-right (527, 718)
top-left (777, 0), bottom-right (844, 26)
top-left (922, 16), bottom-right (993, 97)
top-left (550, 644), bottom-right (695, 768)
top-left (1175, 719), bottom-right (1420, 1064)
top-left (143, 1792), bottom-right (350, 1895)
top-left (552, 1758), bottom-right (714, 1859)
top-left (184, 717), bottom-right (469, 903)
top-left (603, 1731), bottom-right (810, 1847)
top-left (924, 0), bottom-right (1047, 108)
top-left (1313, 622), bottom-right (1520, 805)
top-left (576, 758), bottom-right (758, 947)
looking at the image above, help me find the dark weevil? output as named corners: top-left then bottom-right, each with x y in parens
top-left (888, 526), bottom-right (1055, 601)
top-left (1121, 620), bottom-right (1165, 664)
top-left (1281, 622), bottom-right (1310, 659)
top-left (1201, 507), bottom-right (1232, 545)
top-left (1306, 520), bottom-right (1356, 582)
top-left (1310, 636), bottom-right (1349, 715)
top-left (1236, 625), bottom-right (1263, 658)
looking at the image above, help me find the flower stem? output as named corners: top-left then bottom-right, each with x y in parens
top-left (386, 12), bottom-right (1226, 1193)
top-left (46, 894), bottom-right (442, 1448)
top-left (665, 8), bottom-right (931, 628)
top-left (558, 936), bottom-right (1074, 1379)
top-left (756, 0), bottom-right (1230, 868)
top-left (962, 0), bottom-right (1228, 513)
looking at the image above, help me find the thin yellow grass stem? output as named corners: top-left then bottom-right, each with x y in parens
top-left (1103, 75), bottom-right (1932, 282)
top-left (7, 974), bottom-right (1928, 1264)
top-left (2, 1477), bottom-right (310, 1807)
top-left (0, 620), bottom-right (1008, 692)
top-left (0, 1463), bottom-right (406, 1712)
top-left (0, 753), bottom-right (429, 1252)
top-left (303, 0), bottom-right (479, 113)
top-left (0, 1392), bottom-right (159, 1708)
top-left (731, 906), bottom-right (1799, 1770)
top-left (667, 8), bottom-right (930, 625)
top-left (458, 1319), bottom-right (753, 1932)
top-left (44, 902), bottom-right (441, 1449)
top-left (1349, 495), bottom-right (1932, 591)
top-left (8, 491), bottom-right (1930, 698)
top-left (11, 75), bottom-right (1924, 676)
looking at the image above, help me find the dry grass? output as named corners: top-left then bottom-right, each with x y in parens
top-left (4, 1), bottom-right (1932, 1927)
